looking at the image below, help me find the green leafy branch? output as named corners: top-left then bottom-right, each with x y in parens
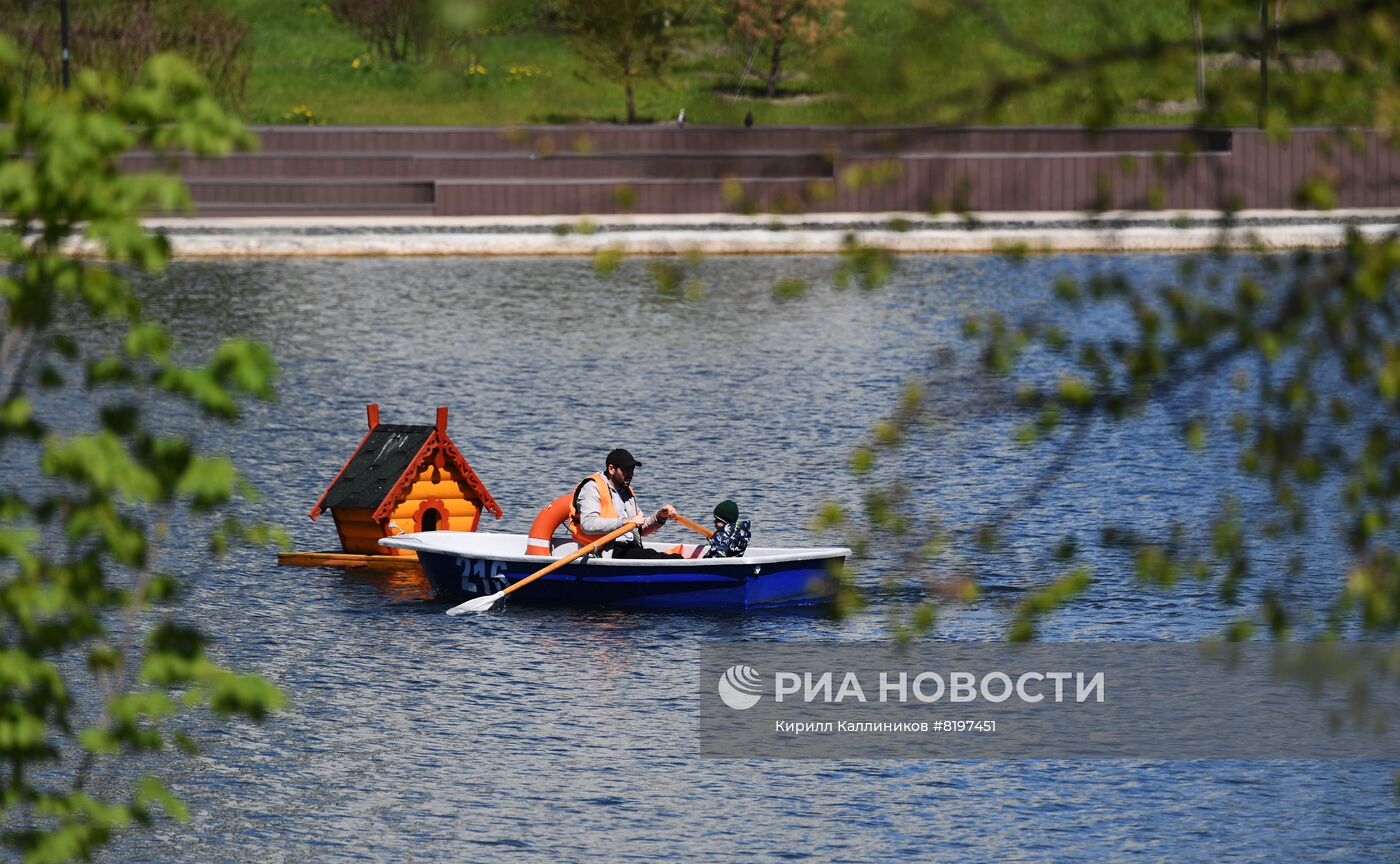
top-left (1, 39), bottom-right (285, 864)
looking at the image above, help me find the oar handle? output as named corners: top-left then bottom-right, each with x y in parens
top-left (500, 521), bottom-right (639, 599)
top-left (672, 512), bottom-right (714, 539)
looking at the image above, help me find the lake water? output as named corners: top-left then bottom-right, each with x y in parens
top-left (41, 253), bottom-right (1397, 861)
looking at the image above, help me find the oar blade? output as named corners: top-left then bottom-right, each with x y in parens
top-left (446, 590), bottom-right (505, 616)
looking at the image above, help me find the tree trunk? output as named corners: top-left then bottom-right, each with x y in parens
top-left (766, 38), bottom-right (784, 98)
top-left (1191, 0), bottom-right (1204, 106)
top-left (625, 78), bottom-right (636, 124)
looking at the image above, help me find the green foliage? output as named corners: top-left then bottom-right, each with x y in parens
top-left (839, 159), bottom-right (903, 191)
top-left (888, 599), bottom-right (936, 644)
top-left (3, 0), bottom-right (254, 108)
top-left (329, 0), bottom-right (433, 63)
top-left (772, 276), bottom-right (809, 301)
top-left (730, 0), bottom-right (849, 97)
top-left (835, 0), bottom-right (1399, 128)
top-left (220, 0), bottom-right (1395, 126)
top-left (822, 1), bottom-right (1400, 647)
top-left (834, 233), bottom-right (896, 291)
top-left (1009, 568), bottom-right (1093, 642)
top-left (553, 0), bottom-right (694, 123)
top-left (945, 215), bottom-right (1400, 638)
top-left (825, 560), bottom-right (868, 620)
top-left (0, 39), bottom-right (284, 862)
top-left (593, 245), bottom-right (625, 275)
top-left (645, 252), bottom-right (705, 300)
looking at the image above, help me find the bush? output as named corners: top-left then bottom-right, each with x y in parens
top-left (330, 0), bottom-right (433, 63)
top-left (0, 0), bottom-right (252, 108)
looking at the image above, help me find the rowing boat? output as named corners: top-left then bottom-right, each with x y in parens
top-left (378, 531), bottom-right (849, 611)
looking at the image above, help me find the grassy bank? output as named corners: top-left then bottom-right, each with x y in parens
top-left (229, 0), bottom-right (1372, 128)
top-left (230, 0), bottom-right (854, 126)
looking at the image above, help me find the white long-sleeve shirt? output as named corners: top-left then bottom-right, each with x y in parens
top-left (575, 476), bottom-right (662, 545)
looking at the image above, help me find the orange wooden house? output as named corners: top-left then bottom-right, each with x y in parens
top-left (309, 404), bottom-right (502, 556)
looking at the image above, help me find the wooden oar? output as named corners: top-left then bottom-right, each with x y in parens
top-left (671, 511), bottom-right (714, 539)
top-left (446, 521), bottom-right (640, 615)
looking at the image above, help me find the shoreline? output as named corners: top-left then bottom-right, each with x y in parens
top-left (140, 209), bottom-right (1400, 258)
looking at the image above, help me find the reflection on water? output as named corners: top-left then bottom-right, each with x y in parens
top-left (331, 567), bottom-right (437, 604)
top-left (53, 254), bottom-right (1393, 862)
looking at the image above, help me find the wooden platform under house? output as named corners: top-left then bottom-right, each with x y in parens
top-left (277, 403), bottom-right (502, 572)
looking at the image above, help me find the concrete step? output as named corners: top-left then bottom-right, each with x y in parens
top-left (181, 202), bottom-right (439, 217)
top-left (185, 178), bottom-right (435, 206)
top-left (125, 151), bottom-right (833, 180)
top-left (434, 176), bottom-right (836, 216)
top-left (245, 125), bottom-right (1230, 156)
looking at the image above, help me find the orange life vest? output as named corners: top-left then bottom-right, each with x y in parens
top-left (567, 472), bottom-right (633, 546)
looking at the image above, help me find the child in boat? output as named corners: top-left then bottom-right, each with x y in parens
top-left (687, 500), bottom-right (751, 558)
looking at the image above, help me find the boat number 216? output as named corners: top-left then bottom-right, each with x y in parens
top-left (460, 558), bottom-right (508, 594)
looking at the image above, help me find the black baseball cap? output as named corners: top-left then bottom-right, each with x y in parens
top-left (606, 448), bottom-right (641, 469)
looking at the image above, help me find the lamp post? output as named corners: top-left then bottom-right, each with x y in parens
top-left (60, 0), bottom-right (71, 90)
top-left (1258, 0), bottom-right (1269, 129)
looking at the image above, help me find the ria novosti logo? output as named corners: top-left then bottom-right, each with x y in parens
top-left (717, 665), bottom-right (764, 710)
top-left (716, 664), bottom-right (1108, 710)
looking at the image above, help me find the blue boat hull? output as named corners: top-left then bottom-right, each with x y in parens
top-left (416, 549), bottom-right (839, 611)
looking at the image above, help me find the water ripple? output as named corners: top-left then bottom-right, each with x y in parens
top-left (56, 254), bottom-right (1397, 863)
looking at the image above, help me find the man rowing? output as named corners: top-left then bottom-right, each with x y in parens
top-left (567, 448), bottom-right (682, 559)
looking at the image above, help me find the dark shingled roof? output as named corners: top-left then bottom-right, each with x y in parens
top-left (320, 424), bottom-right (432, 511)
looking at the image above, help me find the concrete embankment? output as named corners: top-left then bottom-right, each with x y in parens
top-left (144, 210), bottom-right (1400, 257)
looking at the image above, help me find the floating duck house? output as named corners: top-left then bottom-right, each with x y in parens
top-left (309, 404), bottom-right (502, 555)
